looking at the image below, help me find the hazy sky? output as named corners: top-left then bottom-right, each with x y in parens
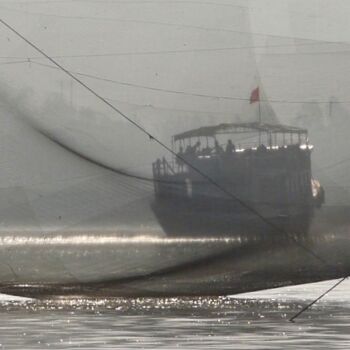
top-left (1, 1), bottom-right (350, 112)
top-left (0, 0), bottom-right (350, 189)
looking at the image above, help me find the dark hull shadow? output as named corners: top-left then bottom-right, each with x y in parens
top-left (151, 197), bottom-right (313, 237)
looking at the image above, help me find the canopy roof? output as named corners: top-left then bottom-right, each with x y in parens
top-left (173, 122), bottom-right (307, 141)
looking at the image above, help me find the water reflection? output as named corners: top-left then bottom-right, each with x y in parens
top-left (0, 281), bottom-right (349, 349)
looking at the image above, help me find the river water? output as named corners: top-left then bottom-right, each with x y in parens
top-left (0, 279), bottom-right (349, 349)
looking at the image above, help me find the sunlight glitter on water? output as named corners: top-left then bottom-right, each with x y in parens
top-left (0, 234), bottom-right (243, 246)
top-left (0, 280), bottom-right (349, 349)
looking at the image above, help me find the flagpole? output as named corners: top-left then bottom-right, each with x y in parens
top-left (250, 86), bottom-right (262, 145)
top-left (258, 93), bottom-right (261, 145)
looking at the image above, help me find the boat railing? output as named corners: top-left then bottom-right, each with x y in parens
top-left (153, 157), bottom-right (186, 177)
top-left (153, 142), bottom-right (311, 178)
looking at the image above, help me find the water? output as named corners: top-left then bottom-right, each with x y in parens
top-left (0, 280), bottom-right (349, 349)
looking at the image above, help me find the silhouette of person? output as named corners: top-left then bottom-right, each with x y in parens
top-left (185, 141), bottom-right (201, 156)
top-left (215, 140), bottom-right (224, 155)
top-left (226, 139), bottom-right (235, 154)
top-left (176, 146), bottom-right (185, 172)
top-left (194, 141), bottom-right (201, 153)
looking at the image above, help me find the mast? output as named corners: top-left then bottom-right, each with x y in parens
top-left (250, 86), bottom-right (262, 144)
top-left (258, 88), bottom-right (261, 145)
top-left (258, 97), bottom-right (262, 124)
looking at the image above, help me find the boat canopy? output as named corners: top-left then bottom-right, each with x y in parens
top-left (173, 122), bottom-right (307, 142)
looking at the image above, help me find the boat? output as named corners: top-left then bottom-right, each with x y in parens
top-left (152, 122), bottom-right (324, 235)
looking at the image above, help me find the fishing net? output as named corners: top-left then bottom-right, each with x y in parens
top-left (0, 1), bottom-right (348, 298)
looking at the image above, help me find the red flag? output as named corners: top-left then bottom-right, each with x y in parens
top-left (250, 87), bottom-right (260, 104)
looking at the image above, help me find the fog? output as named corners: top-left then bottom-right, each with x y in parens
top-left (0, 0), bottom-right (350, 225)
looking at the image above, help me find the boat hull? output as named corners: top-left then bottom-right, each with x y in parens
top-left (151, 196), bottom-right (313, 236)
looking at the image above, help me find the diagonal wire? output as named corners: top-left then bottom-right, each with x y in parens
top-left (290, 276), bottom-right (348, 322)
top-left (0, 16), bottom-right (335, 268)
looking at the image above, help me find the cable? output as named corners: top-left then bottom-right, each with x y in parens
top-left (0, 4), bottom-right (345, 45)
top-left (29, 60), bottom-right (253, 102)
top-left (289, 276), bottom-right (348, 322)
top-left (105, 97), bottom-right (233, 115)
top-left (0, 59), bottom-right (30, 65)
top-left (0, 42), bottom-right (339, 60)
top-left (29, 60), bottom-right (350, 105)
top-left (4, 59), bottom-right (349, 113)
top-left (265, 49), bottom-right (350, 57)
top-left (0, 0), bottom-right (334, 22)
top-left (0, 16), bottom-right (335, 268)
top-left (0, 1), bottom-right (248, 10)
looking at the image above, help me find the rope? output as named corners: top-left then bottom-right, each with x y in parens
top-left (290, 276), bottom-right (348, 322)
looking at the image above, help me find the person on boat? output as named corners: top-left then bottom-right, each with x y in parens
top-left (225, 139), bottom-right (235, 154)
top-left (201, 146), bottom-right (212, 156)
top-left (194, 141), bottom-right (201, 153)
top-left (214, 140), bottom-right (224, 155)
top-left (185, 141), bottom-right (201, 156)
top-left (176, 146), bottom-right (185, 172)
top-left (257, 143), bottom-right (267, 154)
